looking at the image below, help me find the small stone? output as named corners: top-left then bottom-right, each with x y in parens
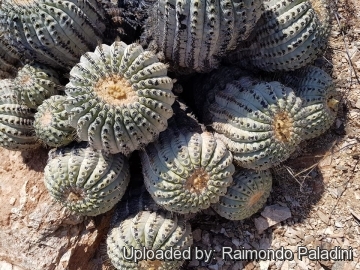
top-left (355, 98), bottom-right (360, 109)
top-left (281, 260), bottom-right (289, 270)
top-left (202, 231), bottom-right (211, 247)
top-left (297, 259), bottom-right (308, 270)
top-left (193, 229), bottom-right (202, 242)
top-left (317, 210), bottom-right (329, 224)
top-left (85, 219), bottom-right (96, 230)
top-left (254, 217), bottom-right (269, 234)
top-left (9, 197), bottom-right (16, 205)
top-left (304, 235), bottom-right (314, 245)
top-left (188, 259), bottom-right (200, 267)
top-left (232, 238), bottom-right (241, 247)
top-left (261, 205), bottom-right (292, 225)
top-left (259, 261), bottom-right (270, 270)
top-left (232, 261), bottom-right (244, 270)
top-left (209, 264), bottom-right (219, 270)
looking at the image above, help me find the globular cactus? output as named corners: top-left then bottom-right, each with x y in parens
top-left (227, 0), bottom-right (330, 72)
top-left (212, 168), bottom-right (272, 220)
top-left (13, 64), bottom-right (62, 109)
top-left (0, 80), bottom-right (40, 150)
top-left (65, 41), bottom-right (175, 155)
top-left (140, 106), bottom-right (235, 214)
top-left (44, 143), bottom-right (130, 216)
top-left (34, 95), bottom-right (75, 147)
top-left (107, 210), bottom-right (193, 270)
top-left (0, 0), bottom-right (106, 70)
top-left (206, 75), bottom-right (307, 170)
top-left (281, 66), bottom-right (339, 139)
top-left (143, 0), bottom-right (264, 73)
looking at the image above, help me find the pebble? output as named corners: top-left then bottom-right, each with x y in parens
top-left (193, 229), bottom-right (202, 242)
top-left (261, 205), bottom-right (292, 226)
top-left (202, 231), bottom-right (211, 247)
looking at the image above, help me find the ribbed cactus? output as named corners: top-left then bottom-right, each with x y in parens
top-left (281, 66), bottom-right (339, 139)
top-left (65, 41), bottom-right (175, 155)
top-left (206, 75), bottom-right (306, 170)
top-left (143, 0), bottom-right (264, 73)
top-left (13, 64), bottom-right (62, 109)
top-left (140, 108), bottom-right (235, 214)
top-left (0, 0), bottom-right (106, 70)
top-left (227, 0), bottom-right (330, 72)
top-left (0, 33), bottom-right (23, 79)
top-left (34, 95), bottom-right (75, 147)
top-left (0, 80), bottom-right (39, 150)
top-left (107, 210), bottom-right (193, 269)
top-left (44, 143), bottom-right (130, 216)
top-left (212, 168), bottom-right (272, 220)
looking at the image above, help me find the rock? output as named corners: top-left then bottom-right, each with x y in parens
top-left (254, 217), bottom-right (270, 234)
top-left (317, 210), bottom-right (330, 224)
top-left (261, 205), bottom-right (292, 226)
top-left (259, 261), bottom-right (270, 270)
top-left (0, 148), bottom-right (111, 270)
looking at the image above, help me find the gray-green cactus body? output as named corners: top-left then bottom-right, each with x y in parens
top-left (228, 0), bottom-right (330, 72)
top-left (0, 33), bottom-right (23, 79)
top-left (212, 168), bottom-right (272, 220)
top-left (0, 0), bottom-right (106, 70)
top-left (65, 41), bottom-right (175, 155)
top-left (141, 126), bottom-right (235, 214)
top-left (34, 95), bottom-right (75, 147)
top-left (143, 0), bottom-right (264, 73)
top-left (107, 210), bottom-right (193, 270)
top-left (281, 66), bottom-right (338, 139)
top-left (0, 80), bottom-right (40, 150)
top-left (13, 64), bottom-right (62, 109)
top-left (44, 143), bottom-right (130, 216)
top-left (207, 76), bottom-right (306, 170)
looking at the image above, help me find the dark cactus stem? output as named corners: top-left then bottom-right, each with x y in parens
top-left (101, 0), bottom-right (155, 44)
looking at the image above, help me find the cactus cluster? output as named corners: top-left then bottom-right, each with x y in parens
top-left (0, 0), bottom-right (340, 268)
top-left (44, 143), bottom-right (130, 216)
top-left (0, 0), bottom-right (106, 70)
top-left (143, 0), bottom-right (264, 73)
top-left (34, 95), bottom-right (75, 147)
top-left (65, 41), bottom-right (175, 155)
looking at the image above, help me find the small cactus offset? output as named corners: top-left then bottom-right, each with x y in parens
top-left (107, 210), bottom-right (193, 270)
top-left (34, 95), bottom-right (75, 147)
top-left (143, 0), bottom-right (264, 73)
top-left (281, 66), bottom-right (339, 139)
top-left (13, 64), bottom-right (62, 109)
top-left (44, 143), bottom-right (130, 216)
top-left (207, 75), bottom-right (306, 170)
top-left (227, 0), bottom-right (330, 72)
top-left (140, 110), bottom-right (235, 214)
top-left (212, 168), bottom-right (272, 220)
top-left (65, 41), bottom-right (175, 155)
top-left (0, 0), bottom-right (106, 70)
top-left (0, 80), bottom-right (40, 150)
